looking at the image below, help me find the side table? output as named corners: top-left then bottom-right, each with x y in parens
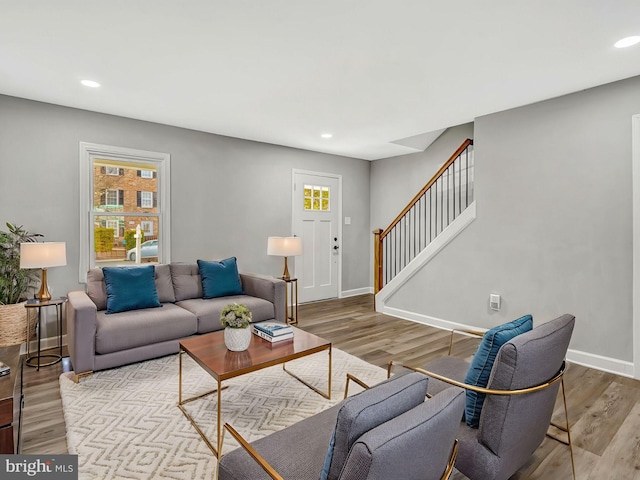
top-left (281, 277), bottom-right (298, 325)
top-left (24, 297), bottom-right (65, 371)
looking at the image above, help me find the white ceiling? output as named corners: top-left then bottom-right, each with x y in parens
top-left (1, 1), bottom-right (640, 160)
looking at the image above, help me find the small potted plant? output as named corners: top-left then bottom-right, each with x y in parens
top-left (220, 303), bottom-right (252, 351)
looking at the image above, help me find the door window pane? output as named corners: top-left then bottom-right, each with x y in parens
top-left (303, 185), bottom-right (330, 211)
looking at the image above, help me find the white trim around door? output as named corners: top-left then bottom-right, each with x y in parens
top-left (291, 169), bottom-right (343, 303)
top-left (632, 113), bottom-right (640, 379)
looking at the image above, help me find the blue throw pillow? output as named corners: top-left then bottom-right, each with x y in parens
top-left (463, 314), bottom-right (533, 428)
top-left (102, 265), bottom-right (161, 314)
top-left (197, 257), bottom-right (244, 299)
top-left (319, 430), bottom-right (335, 480)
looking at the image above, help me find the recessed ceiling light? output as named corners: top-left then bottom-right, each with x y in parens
top-left (321, 133), bottom-right (333, 139)
top-left (81, 79), bottom-right (101, 88)
top-left (614, 36), bottom-right (640, 48)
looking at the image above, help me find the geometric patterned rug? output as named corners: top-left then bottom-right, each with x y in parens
top-left (59, 348), bottom-right (387, 480)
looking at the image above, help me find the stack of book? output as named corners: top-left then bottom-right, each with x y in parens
top-left (253, 322), bottom-right (294, 343)
top-left (0, 360), bottom-right (9, 377)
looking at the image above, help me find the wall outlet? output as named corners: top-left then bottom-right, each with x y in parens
top-left (489, 294), bottom-right (501, 311)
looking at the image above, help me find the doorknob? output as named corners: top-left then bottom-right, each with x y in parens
top-left (333, 245), bottom-right (339, 250)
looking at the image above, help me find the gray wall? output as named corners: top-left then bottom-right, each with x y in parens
top-left (370, 124), bottom-right (475, 231)
top-left (377, 75), bottom-right (640, 362)
top-left (0, 95), bottom-right (371, 335)
top-left (369, 124), bottom-right (474, 288)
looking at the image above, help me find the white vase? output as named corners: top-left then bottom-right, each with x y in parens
top-left (224, 326), bottom-right (252, 351)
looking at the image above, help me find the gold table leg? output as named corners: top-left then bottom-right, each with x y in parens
top-left (179, 344), bottom-right (333, 459)
top-left (282, 345), bottom-right (332, 400)
top-left (217, 379), bottom-right (222, 459)
top-left (177, 348), bottom-right (228, 458)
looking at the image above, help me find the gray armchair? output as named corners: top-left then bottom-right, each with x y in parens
top-left (391, 313), bottom-right (576, 480)
top-left (218, 372), bottom-right (465, 480)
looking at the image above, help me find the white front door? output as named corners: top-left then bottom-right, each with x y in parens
top-left (292, 171), bottom-right (341, 303)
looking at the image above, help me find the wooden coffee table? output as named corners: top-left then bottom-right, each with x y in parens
top-left (178, 326), bottom-right (332, 458)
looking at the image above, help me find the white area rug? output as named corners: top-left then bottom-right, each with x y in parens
top-left (59, 348), bottom-right (387, 479)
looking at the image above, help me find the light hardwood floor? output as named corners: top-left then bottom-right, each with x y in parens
top-left (21, 295), bottom-right (640, 478)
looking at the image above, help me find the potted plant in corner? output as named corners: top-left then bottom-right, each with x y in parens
top-left (0, 223), bottom-right (42, 347)
top-left (220, 303), bottom-right (252, 351)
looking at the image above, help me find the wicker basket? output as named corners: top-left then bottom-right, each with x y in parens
top-left (0, 301), bottom-right (37, 347)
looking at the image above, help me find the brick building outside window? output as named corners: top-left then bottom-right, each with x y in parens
top-left (93, 161), bottom-right (159, 262)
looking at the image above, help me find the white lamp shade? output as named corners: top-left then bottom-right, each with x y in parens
top-left (20, 242), bottom-right (67, 269)
top-left (267, 237), bottom-right (302, 257)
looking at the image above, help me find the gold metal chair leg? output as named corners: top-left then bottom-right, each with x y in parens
top-left (545, 378), bottom-right (576, 480)
top-left (448, 330), bottom-right (455, 356)
top-left (387, 360), bottom-right (398, 378)
top-left (561, 378), bottom-right (576, 480)
top-left (344, 373), bottom-right (370, 399)
top-left (441, 439), bottom-right (458, 480)
top-left (223, 423), bottom-right (283, 480)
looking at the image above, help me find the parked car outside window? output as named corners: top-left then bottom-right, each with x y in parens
top-left (126, 239), bottom-right (158, 261)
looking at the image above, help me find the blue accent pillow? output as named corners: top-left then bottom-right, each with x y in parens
top-left (319, 430), bottom-right (335, 480)
top-left (102, 265), bottom-right (161, 314)
top-left (197, 257), bottom-right (244, 299)
top-left (463, 314), bottom-right (533, 428)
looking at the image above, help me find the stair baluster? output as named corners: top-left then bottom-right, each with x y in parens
top-left (373, 139), bottom-right (474, 293)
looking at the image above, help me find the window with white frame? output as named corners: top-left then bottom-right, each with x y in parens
top-left (105, 219), bottom-right (119, 235)
top-left (140, 221), bottom-right (154, 235)
top-left (105, 189), bottom-right (122, 206)
top-left (79, 143), bottom-right (171, 281)
top-left (140, 191), bottom-right (153, 208)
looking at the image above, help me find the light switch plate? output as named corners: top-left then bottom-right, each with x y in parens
top-left (489, 294), bottom-right (501, 311)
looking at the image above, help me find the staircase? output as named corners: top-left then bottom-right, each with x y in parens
top-left (373, 139), bottom-right (475, 295)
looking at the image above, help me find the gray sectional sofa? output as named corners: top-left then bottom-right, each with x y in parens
top-left (67, 263), bottom-right (285, 381)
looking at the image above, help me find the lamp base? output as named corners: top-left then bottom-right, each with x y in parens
top-left (282, 257), bottom-right (291, 280)
top-left (36, 268), bottom-right (52, 301)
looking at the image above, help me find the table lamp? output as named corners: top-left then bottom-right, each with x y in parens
top-left (267, 237), bottom-right (302, 280)
top-left (19, 242), bottom-right (67, 301)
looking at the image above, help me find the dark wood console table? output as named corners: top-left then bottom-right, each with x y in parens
top-left (0, 344), bottom-right (23, 453)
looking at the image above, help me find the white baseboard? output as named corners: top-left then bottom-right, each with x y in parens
top-left (341, 287), bottom-right (373, 298)
top-left (381, 306), bottom-right (473, 332)
top-left (381, 305), bottom-right (635, 378)
top-left (566, 349), bottom-right (634, 378)
top-left (20, 334), bottom-right (67, 356)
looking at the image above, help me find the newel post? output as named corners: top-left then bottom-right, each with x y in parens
top-left (373, 229), bottom-right (383, 294)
